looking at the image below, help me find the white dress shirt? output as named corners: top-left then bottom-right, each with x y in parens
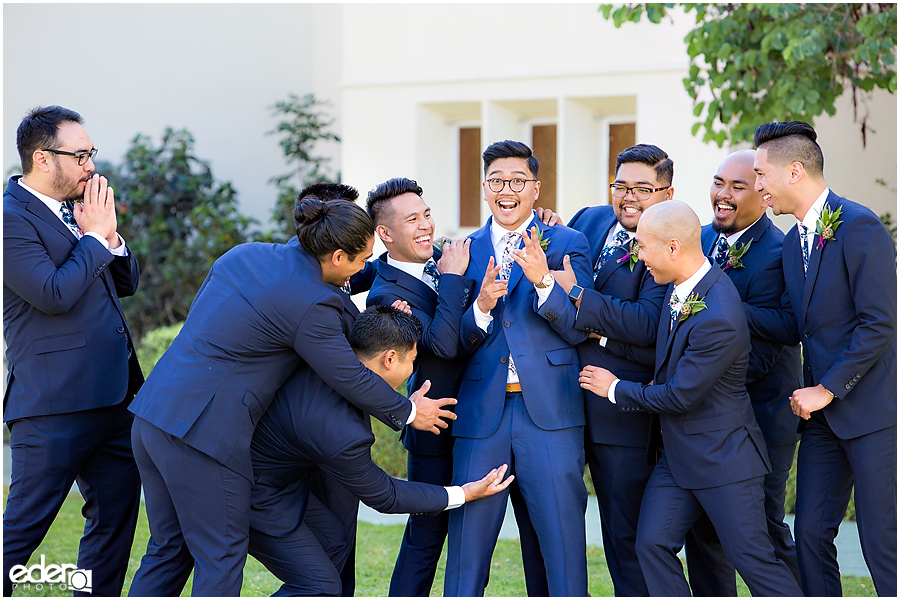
top-left (798, 188), bottom-right (831, 254)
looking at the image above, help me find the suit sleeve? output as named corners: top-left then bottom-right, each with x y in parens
top-left (3, 210), bottom-right (118, 315)
top-left (819, 215), bottom-right (897, 398)
top-left (574, 269), bottom-right (665, 347)
top-left (742, 256), bottom-right (790, 384)
top-left (744, 292), bottom-right (800, 346)
top-left (348, 260), bottom-right (377, 295)
top-left (533, 231), bottom-right (593, 346)
top-left (293, 295), bottom-right (411, 430)
top-left (368, 274), bottom-right (475, 360)
top-left (319, 439), bottom-right (447, 515)
top-left (614, 315), bottom-right (744, 415)
top-left (107, 248), bottom-right (140, 298)
top-left (603, 337), bottom-right (657, 370)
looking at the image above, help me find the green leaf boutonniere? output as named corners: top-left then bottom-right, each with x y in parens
top-left (532, 227), bottom-right (551, 251)
top-left (679, 292), bottom-right (708, 322)
top-left (723, 239), bottom-right (753, 271)
top-left (433, 236), bottom-right (451, 253)
top-left (616, 239), bottom-right (640, 272)
top-left (815, 203), bottom-right (842, 249)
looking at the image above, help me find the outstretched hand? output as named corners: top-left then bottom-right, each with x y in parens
top-left (409, 380), bottom-right (457, 434)
top-left (462, 464), bottom-right (515, 502)
top-left (550, 254), bottom-right (579, 295)
top-left (511, 226), bottom-right (550, 285)
top-left (579, 365), bottom-right (617, 398)
top-left (476, 256), bottom-right (507, 313)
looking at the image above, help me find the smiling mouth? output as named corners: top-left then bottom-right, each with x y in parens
top-left (621, 205), bottom-right (642, 215)
top-left (762, 193), bottom-right (772, 202)
top-left (413, 234), bottom-right (432, 246)
top-left (715, 202), bottom-right (736, 217)
top-left (498, 200), bottom-right (518, 212)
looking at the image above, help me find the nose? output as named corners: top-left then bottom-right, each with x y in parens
top-left (83, 156), bottom-right (95, 171)
top-left (754, 175), bottom-right (764, 193)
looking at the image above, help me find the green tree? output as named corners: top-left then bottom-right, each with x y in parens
top-left (266, 93), bottom-right (341, 241)
top-left (599, 3), bottom-right (897, 146)
top-left (113, 128), bottom-right (254, 341)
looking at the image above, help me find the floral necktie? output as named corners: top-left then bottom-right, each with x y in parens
top-left (669, 291), bottom-right (680, 331)
top-left (423, 259), bottom-right (440, 293)
top-left (498, 232), bottom-right (521, 282)
top-left (594, 229), bottom-right (631, 279)
top-left (713, 236), bottom-right (729, 267)
top-left (59, 202), bottom-right (83, 237)
top-left (799, 223), bottom-right (810, 274)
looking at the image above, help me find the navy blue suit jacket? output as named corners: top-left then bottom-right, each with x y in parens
top-left (367, 251), bottom-right (476, 456)
top-left (249, 365), bottom-right (449, 538)
top-left (615, 266), bottom-right (770, 489)
top-left (3, 176), bottom-right (143, 421)
top-left (746, 192), bottom-right (897, 439)
top-left (568, 205), bottom-right (666, 447)
top-left (129, 238), bottom-right (411, 481)
top-left (456, 215), bottom-right (593, 438)
top-left (701, 216), bottom-right (801, 447)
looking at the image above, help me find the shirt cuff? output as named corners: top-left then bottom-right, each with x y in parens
top-left (535, 279), bottom-right (554, 307)
top-left (598, 336), bottom-right (608, 347)
top-left (445, 486), bottom-right (466, 510)
top-left (84, 231), bottom-right (109, 250)
top-left (473, 302), bottom-right (493, 332)
top-left (608, 378), bottom-right (620, 404)
top-left (406, 400), bottom-right (416, 425)
top-left (108, 233), bottom-right (128, 256)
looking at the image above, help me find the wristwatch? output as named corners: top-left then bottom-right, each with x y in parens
top-left (535, 273), bottom-right (554, 289)
top-left (568, 284), bottom-right (584, 304)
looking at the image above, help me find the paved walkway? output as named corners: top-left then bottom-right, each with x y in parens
top-left (3, 444), bottom-right (871, 578)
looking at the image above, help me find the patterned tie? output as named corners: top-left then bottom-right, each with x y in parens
top-left (423, 259), bottom-right (440, 293)
top-left (594, 229), bottom-right (631, 279)
top-left (669, 291), bottom-right (680, 331)
top-left (498, 231), bottom-right (521, 379)
top-left (799, 223), bottom-right (810, 274)
top-left (59, 202), bottom-right (83, 237)
top-left (498, 231), bottom-right (521, 282)
top-left (713, 236), bottom-right (729, 267)
top-left (341, 281), bottom-right (352, 295)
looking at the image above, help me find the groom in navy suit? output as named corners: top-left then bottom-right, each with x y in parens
top-left (443, 140), bottom-right (594, 596)
top-left (749, 121), bottom-right (896, 596)
top-left (686, 150), bottom-right (803, 593)
top-left (579, 200), bottom-right (803, 597)
top-left (4, 106), bottom-right (143, 597)
top-left (551, 144), bottom-right (671, 596)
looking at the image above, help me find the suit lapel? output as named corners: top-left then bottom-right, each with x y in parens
top-left (738, 215), bottom-right (769, 247)
top-left (800, 200), bottom-right (835, 317)
top-left (593, 242), bottom-right (631, 290)
top-left (701, 227), bottom-right (717, 258)
top-left (656, 268), bottom-right (719, 381)
top-left (14, 181), bottom-right (79, 246)
top-left (590, 217), bottom-right (617, 266)
top-left (377, 255), bottom-right (436, 307)
top-left (654, 285), bottom-right (675, 381)
top-left (468, 223), bottom-right (494, 288)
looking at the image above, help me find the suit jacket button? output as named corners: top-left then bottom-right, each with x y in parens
top-left (845, 384), bottom-right (852, 390)
top-left (804, 332), bottom-right (812, 338)
top-left (500, 356), bottom-right (508, 364)
top-left (117, 326), bottom-right (125, 333)
top-left (503, 321), bottom-right (511, 327)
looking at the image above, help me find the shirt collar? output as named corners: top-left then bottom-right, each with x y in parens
top-left (490, 211), bottom-right (537, 247)
top-left (608, 221), bottom-right (634, 245)
top-left (721, 214), bottom-right (763, 246)
top-left (386, 254), bottom-right (428, 281)
top-left (673, 260), bottom-right (712, 305)
top-left (799, 188), bottom-right (831, 235)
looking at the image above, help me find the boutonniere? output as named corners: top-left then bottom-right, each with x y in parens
top-left (815, 203), bottom-right (842, 249)
top-left (433, 236), bottom-right (451, 253)
top-left (616, 239), bottom-right (640, 272)
top-left (723, 239), bottom-right (753, 271)
top-left (679, 292), bottom-right (708, 322)
top-left (532, 227), bottom-right (551, 251)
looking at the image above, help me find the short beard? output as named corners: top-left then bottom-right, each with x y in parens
top-left (712, 220), bottom-right (737, 235)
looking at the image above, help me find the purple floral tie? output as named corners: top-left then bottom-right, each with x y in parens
top-left (498, 232), bottom-right (521, 282)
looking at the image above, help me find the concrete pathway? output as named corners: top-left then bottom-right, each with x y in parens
top-left (3, 443), bottom-right (871, 578)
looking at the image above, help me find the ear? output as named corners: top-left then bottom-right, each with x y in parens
top-left (669, 238), bottom-right (681, 256)
top-left (664, 186), bottom-right (675, 200)
top-left (533, 179), bottom-right (541, 200)
top-left (381, 349), bottom-right (398, 371)
top-left (789, 161), bottom-right (804, 183)
top-left (31, 150), bottom-right (52, 174)
top-left (376, 224), bottom-right (393, 244)
top-left (329, 249), bottom-right (346, 267)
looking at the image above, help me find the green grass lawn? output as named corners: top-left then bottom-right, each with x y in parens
top-left (3, 488), bottom-right (876, 596)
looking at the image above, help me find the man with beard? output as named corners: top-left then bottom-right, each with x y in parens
top-left (4, 106), bottom-right (143, 596)
top-left (684, 150), bottom-right (803, 594)
top-left (548, 144), bottom-right (671, 595)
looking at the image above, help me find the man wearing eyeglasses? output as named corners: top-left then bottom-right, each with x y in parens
top-left (3, 105), bottom-right (143, 596)
top-left (548, 144), bottom-right (671, 595)
top-left (443, 140), bottom-right (594, 596)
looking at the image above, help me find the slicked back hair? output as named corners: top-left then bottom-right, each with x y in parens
top-left (365, 177), bottom-right (424, 225)
top-left (615, 144), bottom-right (674, 186)
top-left (350, 305), bottom-right (422, 361)
top-left (754, 121), bottom-right (824, 178)
top-left (294, 183), bottom-right (372, 260)
top-left (17, 105), bottom-right (84, 175)
top-left (482, 140), bottom-right (539, 178)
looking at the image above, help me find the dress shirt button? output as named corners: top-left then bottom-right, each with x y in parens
top-left (500, 356), bottom-right (508, 364)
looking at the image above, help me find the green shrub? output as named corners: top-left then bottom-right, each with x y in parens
top-left (136, 322), bottom-right (184, 375)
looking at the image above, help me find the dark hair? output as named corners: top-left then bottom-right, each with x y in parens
top-left (17, 105), bottom-right (84, 175)
top-left (615, 144), bottom-right (674, 186)
top-left (365, 177), bottom-right (424, 225)
top-left (294, 182), bottom-right (373, 260)
top-left (482, 140), bottom-right (540, 178)
top-left (753, 121), bottom-right (824, 178)
top-left (350, 305), bottom-right (422, 360)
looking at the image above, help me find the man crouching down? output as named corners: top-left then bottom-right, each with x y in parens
top-left (248, 305), bottom-right (514, 596)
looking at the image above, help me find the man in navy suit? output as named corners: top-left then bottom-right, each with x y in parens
top-left (685, 150), bottom-right (804, 594)
top-left (128, 185), bottom-right (457, 596)
top-left (749, 121), bottom-right (896, 596)
top-left (550, 144), bottom-right (670, 596)
top-left (579, 200), bottom-right (803, 597)
top-left (363, 178), bottom-right (547, 596)
top-left (443, 140), bottom-right (594, 596)
top-left (248, 305), bottom-right (514, 596)
top-left (3, 106), bottom-right (143, 597)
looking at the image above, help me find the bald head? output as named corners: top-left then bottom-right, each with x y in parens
top-left (721, 149), bottom-right (756, 172)
top-left (636, 201), bottom-right (706, 285)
